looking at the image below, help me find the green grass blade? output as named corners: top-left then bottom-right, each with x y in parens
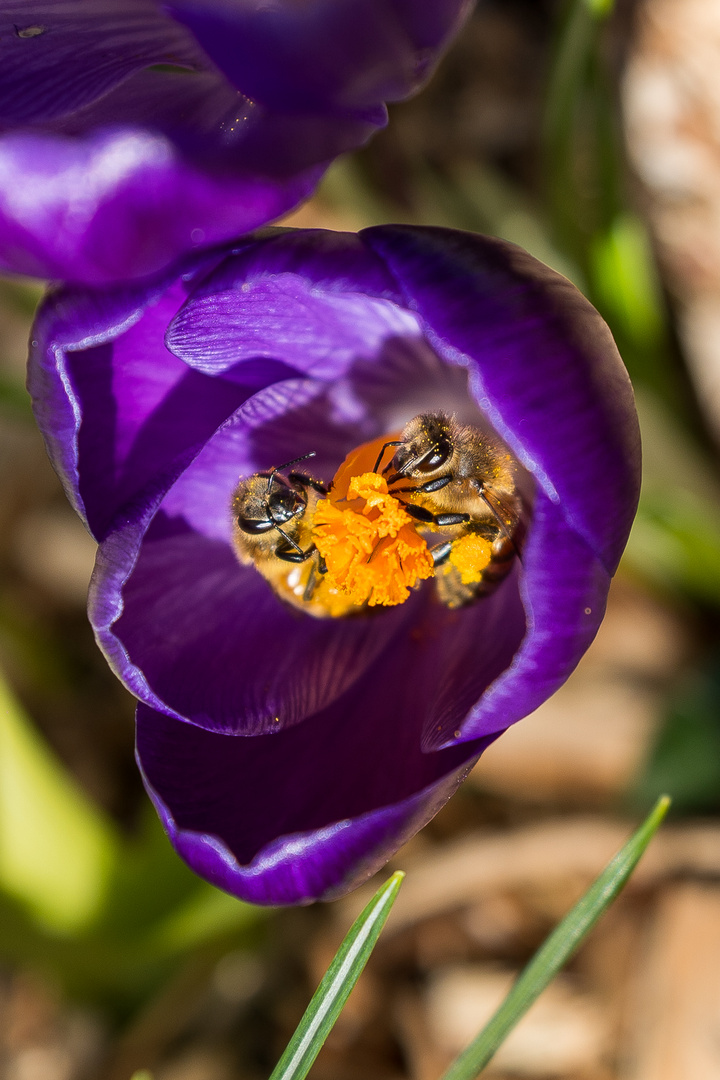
top-left (269, 871), bottom-right (404, 1080)
top-left (440, 796), bottom-right (670, 1080)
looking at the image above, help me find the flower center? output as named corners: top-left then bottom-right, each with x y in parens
top-left (230, 414), bottom-right (525, 618)
top-left (313, 436), bottom-right (434, 607)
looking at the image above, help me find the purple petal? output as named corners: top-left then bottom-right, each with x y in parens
top-left (165, 0), bottom-right (473, 114)
top-left (0, 1), bottom-right (202, 126)
top-left (0, 1), bottom-right (472, 283)
top-left (42, 65), bottom-right (379, 179)
top-left (0, 130), bottom-right (320, 283)
top-left (28, 260), bottom-right (265, 539)
top-left (165, 229), bottom-right (421, 378)
top-left (135, 665), bottom-right (494, 905)
top-left (455, 490), bottom-right (612, 746)
top-left (109, 510), bottom-right (417, 734)
top-left (361, 225), bottom-right (642, 575)
top-left (0, 1), bottom-right (475, 283)
top-left (103, 515), bottom-right (524, 739)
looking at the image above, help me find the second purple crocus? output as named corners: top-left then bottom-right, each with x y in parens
top-left (0, 0), bottom-right (471, 284)
top-left (28, 225), bottom-right (641, 905)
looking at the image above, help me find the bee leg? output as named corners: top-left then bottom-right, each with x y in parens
top-left (275, 542), bottom-right (317, 563)
top-left (403, 504), bottom-right (470, 527)
top-left (289, 471), bottom-right (328, 495)
top-left (402, 503), bottom-right (435, 523)
top-left (435, 512), bottom-right (471, 526)
top-left (303, 561), bottom-right (318, 601)
top-left (430, 541), bottom-right (453, 566)
top-left (392, 474), bottom-right (452, 495)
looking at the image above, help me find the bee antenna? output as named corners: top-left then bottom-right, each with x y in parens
top-left (273, 524), bottom-right (304, 554)
top-left (372, 440), bottom-right (402, 475)
top-left (265, 451), bottom-right (317, 492)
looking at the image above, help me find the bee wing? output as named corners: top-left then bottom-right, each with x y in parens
top-left (473, 482), bottom-right (526, 555)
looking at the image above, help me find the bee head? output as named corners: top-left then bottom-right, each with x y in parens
top-left (235, 472), bottom-right (307, 535)
top-left (391, 412), bottom-right (453, 477)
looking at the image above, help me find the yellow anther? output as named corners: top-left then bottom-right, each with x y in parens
top-left (313, 456), bottom-right (433, 608)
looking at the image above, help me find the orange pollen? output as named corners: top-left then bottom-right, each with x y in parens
top-left (312, 436), bottom-right (434, 608)
top-left (447, 532), bottom-right (492, 584)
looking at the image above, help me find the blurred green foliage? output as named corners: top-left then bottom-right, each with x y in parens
top-left (625, 393), bottom-right (720, 607)
top-left (0, 666), bottom-right (264, 1011)
top-left (634, 663), bottom-right (720, 814)
top-left (0, 667), bottom-right (115, 933)
top-left (543, 0), bottom-right (720, 819)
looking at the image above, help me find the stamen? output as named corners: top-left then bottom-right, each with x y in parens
top-left (312, 435), bottom-right (434, 608)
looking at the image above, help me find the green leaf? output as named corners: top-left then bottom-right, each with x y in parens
top-left (634, 662), bottom-right (720, 814)
top-left (629, 489), bottom-right (720, 606)
top-left (439, 797), bottom-right (670, 1080)
top-left (269, 871), bottom-right (404, 1080)
top-left (0, 668), bottom-right (118, 934)
top-left (623, 394), bottom-right (720, 606)
top-left (590, 214), bottom-right (665, 348)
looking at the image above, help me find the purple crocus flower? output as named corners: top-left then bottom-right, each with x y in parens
top-left (0, 0), bottom-right (471, 284)
top-left (28, 226), bottom-right (640, 905)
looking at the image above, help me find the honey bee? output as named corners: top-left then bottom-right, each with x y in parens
top-left (231, 453), bottom-right (328, 609)
top-left (375, 411), bottom-right (527, 608)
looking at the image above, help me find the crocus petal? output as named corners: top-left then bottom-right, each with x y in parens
top-left (359, 225), bottom-right (641, 747)
top-left (361, 225), bottom-right (641, 573)
top-left (0, 1), bottom-right (470, 282)
top-left (0, 1), bottom-right (202, 125)
top-left (28, 256), bottom-right (276, 539)
top-left (456, 491), bottom-right (611, 745)
top-left (0, 130), bottom-right (320, 283)
top-left (166, 229), bottom-right (422, 378)
top-left (135, 649), bottom-right (495, 904)
top-left (165, 0), bottom-right (473, 114)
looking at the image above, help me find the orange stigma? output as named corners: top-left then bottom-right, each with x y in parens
top-left (312, 434), bottom-right (434, 607)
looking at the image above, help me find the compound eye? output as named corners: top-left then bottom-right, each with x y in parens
top-left (418, 435), bottom-right (452, 472)
top-left (237, 515), bottom-right (275, 535)
top-left (269, 487), bottom-right (304, 525)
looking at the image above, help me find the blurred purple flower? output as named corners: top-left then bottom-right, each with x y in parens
top-left (28, 226), bottom-right (640, 905)
top-left (0, 0), bottom-right (471, 284)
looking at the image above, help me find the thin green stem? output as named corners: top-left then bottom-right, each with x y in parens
top-left (440, 796), bottom-right (670, 1080)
